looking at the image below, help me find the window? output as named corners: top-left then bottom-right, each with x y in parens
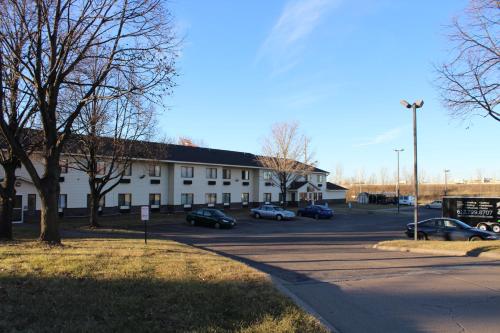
top-left (28, 194), bottom-right (36, 211)
top-left (149, 164), bottom-right (161, 177)
top-left (60, 159), bottom-right (68, 174)
top-left (242, 170), bottom-right (249, 180)
top-left (264, 193), bottom-right (271, 203)
top-left (206, 168), bottom-right (217, 179)
top-left (263, 171), bottom-right (272, 180)
top-left (223, 168), bottom-right (231, 179)
top-left (223, 193), bottom-right (231, 204)
top-left (181, 193), bottom-right (193, 205)
top-left (181, 166), bottom-right (194, 178)
top-left (123, 163), bottom-right (132, 176)
top-left (205, 193), bottom-right (217, 204)
top-left (97, 161), bottom-right (106, 175)
top-left (279, 193), bottom-right (283, 203)
top-left (306, 174), bottom-right (312, 181)
top-left (241, 192), bottom-right (249, 203)
top-left (317, 174), bottom-right (324, 183)
top-left (86, 194), bottom-right (105, 209)
top-left (58, 194), bottom-right (67, 210)
top-left (149, 193), bottom-right (161, 207)
top-left (118, 193), bottom-right (132, 207)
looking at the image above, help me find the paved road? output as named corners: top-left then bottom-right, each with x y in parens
top-left (150, 208), bottom-right (500, 333)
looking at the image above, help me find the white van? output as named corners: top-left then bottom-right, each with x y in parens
top-left (399, 195), bottom-right (415, 206)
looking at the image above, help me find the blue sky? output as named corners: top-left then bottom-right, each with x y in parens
top-left (159, 0), bottom-right (499, 182)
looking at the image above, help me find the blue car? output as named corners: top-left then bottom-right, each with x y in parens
top-left (297, 205), bottom-right (334, 219)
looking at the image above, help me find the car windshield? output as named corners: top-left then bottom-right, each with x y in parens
top-left (210, 210), bottom-right (226, 217)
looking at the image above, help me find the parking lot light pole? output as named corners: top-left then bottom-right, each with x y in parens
top-left (401, 99), bottom-right (424, 241)
top-left (444, 169), bottom-right (450, 196)
top-left (394, 149), bottom-right (404, 214)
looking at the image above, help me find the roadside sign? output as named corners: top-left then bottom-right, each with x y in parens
top-left (141, 206), bottom-right (149, 244)
top-left (141, 206), bottom-right (149, 221)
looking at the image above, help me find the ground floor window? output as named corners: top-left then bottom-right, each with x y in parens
top-left (118, 193), bottom-right (132, 208)
top-left (28, 194), bottom-right (36, 211)
top-left (58, 194), bottom-right (67, 211)
top-left (205, 193), bottom-right (217, 205)
top-left (223, 193), bottom-right (231, 204)
top-left (264, 193), bottom-right (271, 203)
top-left (181, 193), bottom-right (194, 205)
top-left (149, 193), bottom-right (161, 207)
top-left (241, 192), bottom-right (249, 203)
top-left (279, 193), bottom-right (283, 203)
top-left (86, 194), bottom-right (105, 209)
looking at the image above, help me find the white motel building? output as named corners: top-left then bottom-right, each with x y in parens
top-left (1, 143), bottom-right (347, 222)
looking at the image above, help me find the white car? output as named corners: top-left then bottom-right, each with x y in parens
top-left (425, 200), bottom-right (442, 209)
top-left (399, 195), bottom-right (415, 206)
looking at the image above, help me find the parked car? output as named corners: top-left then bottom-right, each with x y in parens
top-left (297, 205), bottom-right (333, 219)
top-left (186, 208), bottom-right (236, 229)
top-left (251, 205), bottom-right (295, 221)
top-left (425, 200), bottom-right (443, 209)
top-left (405, 218), bottom-right (499, 241)
top-left (399, 195), bottom-right (415, 206)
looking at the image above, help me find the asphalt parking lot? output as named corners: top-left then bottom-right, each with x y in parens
top-left (150, 207), bottom-right (500, 333)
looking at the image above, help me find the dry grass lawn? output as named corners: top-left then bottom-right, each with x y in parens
top-left (377, 239), bottom-right (500, 255)
top-left (0, 229), bottom-right (326, 332)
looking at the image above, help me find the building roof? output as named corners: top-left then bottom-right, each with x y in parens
top-left (288, 181), bottom-right (308, 190)
top-left (326, 182), bottom-right (348, 191)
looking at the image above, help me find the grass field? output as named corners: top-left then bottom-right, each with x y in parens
top-left (0, 228), bottom-right (326, 332)
top-left (377, 239), bottom-right (500, 256)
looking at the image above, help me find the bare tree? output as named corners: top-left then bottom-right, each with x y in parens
top-left (177, 136), bottom-right (206, 147)
top-left (68, 83), bottom-right (156, 228)
top-left (436, 0), bottom-right (499, 122)
top-left (0, 0), bottom-right (177, 243)
top-left (379, 167), bottom-right (389, 185)
top-left (257, 122), bottom-right (315, 207)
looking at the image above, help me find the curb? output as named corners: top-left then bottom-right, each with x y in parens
top-left (270, 276), bottom-right (340, 333)
top-left (373, 244), bottom-right (500, 260)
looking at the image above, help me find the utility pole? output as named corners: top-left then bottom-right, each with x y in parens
top-left (444, 169), bottom-right (450, 196)
top-left (394, 149), bottom-right (404, 213)
top-left (401, 100), bottom-right (424, 241)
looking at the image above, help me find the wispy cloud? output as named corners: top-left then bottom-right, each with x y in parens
top-left (256, 0), bottom-right (339, 75)
top-left (354, 126), bottom-right (407, 147)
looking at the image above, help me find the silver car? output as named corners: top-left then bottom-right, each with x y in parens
top-left (251, 205), bottom-right (295, 221)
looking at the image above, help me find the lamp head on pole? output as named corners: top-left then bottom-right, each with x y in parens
top-left (400, 100), bottom-right (411, 108)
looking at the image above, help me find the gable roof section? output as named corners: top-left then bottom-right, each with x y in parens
top-left (326, 182), bottom-right (348, 191)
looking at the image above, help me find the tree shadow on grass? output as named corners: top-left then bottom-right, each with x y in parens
top-left (0, 275), bottom-right (325, 333)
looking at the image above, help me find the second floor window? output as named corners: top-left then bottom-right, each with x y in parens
top-left (97, 161), bottom-right (106, 175)
top-left (181, 166), bottom-right (194, 178)
top-left (206, 168), bottom-right (217, 179)
top-left (149, 164), bottom-right (161, 177)
top-left (60, 159), bottom-right (68, 174)
top-left (263, 171), bottom-right (272, 180)
top-left (242, 170), bottom-right (249, 180)
top-left (317, 174), bottom-right (324, 183)
top-left (123, 163), bottom-right (132, 176)
top-left (222, 168), bottom-right (231, 179)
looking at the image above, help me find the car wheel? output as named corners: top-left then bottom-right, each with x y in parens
top-left (492, 224), bottom-right (500, 233)
top-left (417, 232), bottom-right (427, 240)
top-left (314, 213), bottom-right (319, 220)
top-left (254, 213), bottom-right (260, 219)
top-left (214, 222), bottom-right (221, 229)
top-left (477, 224), bottom-right (488, 231)
top-left (276, 214), bottom-right (283, 221)
top-left (469, 236), bottom-right (482, 241)
top-left (189, 219), bottom-right (196, 226)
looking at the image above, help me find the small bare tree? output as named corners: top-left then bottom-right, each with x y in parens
top-left (0, 0), bottom-right (177, 243)
top-left (68, 83), bottom-right (156, 228)
top-left (257, 122), bottom-right (315, 207)
top-left (436, 0), bottom-right (499, 122)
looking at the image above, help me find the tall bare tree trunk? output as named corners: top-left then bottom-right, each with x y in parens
top-left (38, 157), bottom-right (61, 243)
top-left (88, 181), bottom-right (100, 228)
top-left (0, 163), bottom-right (16, 240)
